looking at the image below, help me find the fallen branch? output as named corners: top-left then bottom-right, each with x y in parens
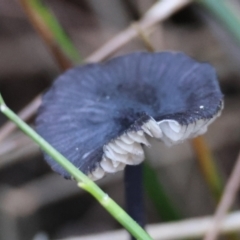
top-left (0, 94), bottom-right (41, 142)
top-left (203, 151), bottom-right (240, 240)
top-left (59, 211), bottom-right (240, 240)
top-left (86, 0), bottom-right (191, 62)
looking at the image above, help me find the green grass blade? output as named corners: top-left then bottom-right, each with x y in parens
top-left (0, 95), bottom-right (5, 105)
top-left (198, 0), bottom-right (240, 45)
top-left (27, 0), bottom-right (81, 63)
top-left (143, 162), bottom-right (182, 221)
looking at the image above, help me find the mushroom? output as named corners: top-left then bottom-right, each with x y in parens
top-left (36, 51), bottom-right (223, 181)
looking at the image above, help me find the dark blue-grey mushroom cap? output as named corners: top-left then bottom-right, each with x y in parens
top-left (36, 52), bottom-right (223, 180)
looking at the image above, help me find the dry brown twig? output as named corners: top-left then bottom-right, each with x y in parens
top-left (0, 0), bottom-right (191, 143)
top-left (86, 0), bottom-right (191, 62)
top-left (59, 211), bottom-right (240, 240)
top-left (203, 151), bottom-right (240, 240)
top-left (0, 95), bottom-right (41, 142)
top-left (19, 0), bottom-right (73, 70)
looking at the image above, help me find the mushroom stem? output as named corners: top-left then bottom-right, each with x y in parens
top-left (124, 163), bottom-right (145, 240)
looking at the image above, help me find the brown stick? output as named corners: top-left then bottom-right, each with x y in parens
top-left (18, 0), bottom-right (72, 70)
top-left (86, 0), bottom-right (191, 62)
top-left (0, 95), bottom-right (41, 142)
top-left (203, 151), bottom-right (240, 240)
top-left (60, 211), bottom-right (240, 240)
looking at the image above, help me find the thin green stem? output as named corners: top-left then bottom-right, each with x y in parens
top-left (0, 94), bottom-right (153, 240)
top-left (143, 162), bottom-right (182, 221)
top-left (0, 95), bottom-right (5, 105)
top-left (20, 0), bottom-right (81, 67)
top-left (30, 0), bottom-right (81, 63)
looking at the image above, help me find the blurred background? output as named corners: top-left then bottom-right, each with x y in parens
top-left (0, 0), bottom-right (240, 239)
